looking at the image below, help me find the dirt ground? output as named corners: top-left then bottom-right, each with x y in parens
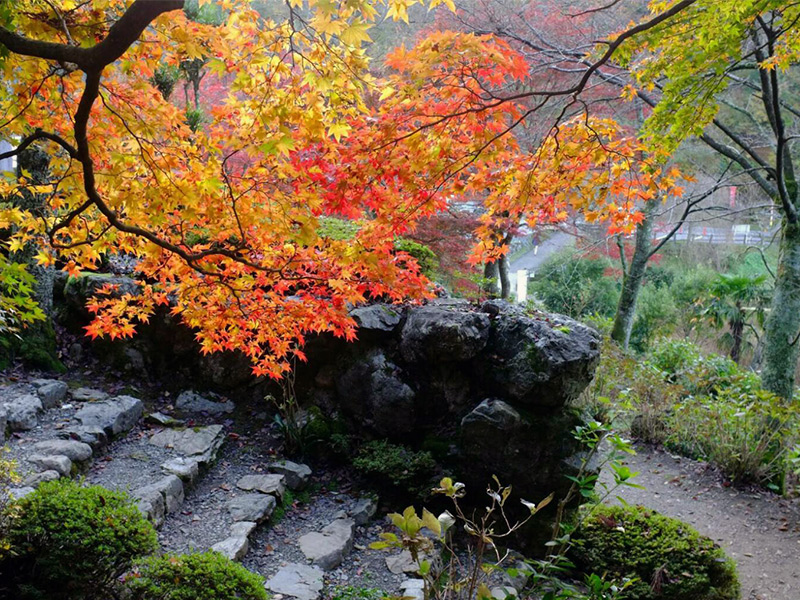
top-left (602, 444), bottom-right (800, 600)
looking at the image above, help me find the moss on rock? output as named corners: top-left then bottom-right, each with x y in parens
top-left (570, 504), bottom-right (739, 600)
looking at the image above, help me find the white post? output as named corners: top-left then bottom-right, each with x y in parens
top-left (0, 139), bottom-right (15, 175)
top-left (516, 269), bottom-right (528, 304)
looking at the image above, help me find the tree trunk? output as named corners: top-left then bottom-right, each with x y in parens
top-left (483, 261), bottom-right (499, 298)
top-left (730, 316), bottom-right (744, 364)
top-left (762, 219), bottom-right (800, 400)
top-left (610, 199), bottom-right (656, 348)
top-left (499, 254), bottom-right (511, 300)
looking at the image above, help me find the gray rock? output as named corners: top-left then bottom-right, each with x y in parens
top-left (351, 497), bottom-right (377, 526)
top-left (146, 412), bottom-right (183, 427)
top-left (9, 487), bottom-right (35, 500)
top-left (70, 387), bottom-right (108, 402)
top-left (60, 426), bottom-right (108, 451)
top-left (211, 536), bottom-right (249, 561)
top-left (400, 305), bottom-right (490, 362)
top-left (228, 493), bottom-right (276, 522)
top-left (400, 580), bottom-right (425, 600)
top-left (386, 550), bottom-right (420, 575)
top-left (149, 425), bottom-right (224, 464)
top-left (122, 347), bottom-right (146, 373)
top-left (175, 390), bottom-right (234, 415)
top-left (230, 521), bottom-right (257, 537)
top-left (297, 519), bottom-right (354, 570)
top-left (461, 399), bottom-right (522, 433)
top-left (0, 405), bottom-right (6, 440)
top-left (28, 454), bottom-right (72, 477)
top-left (134, 486), bottom-right (166, 528)
top-left (22, 470), bottom-right (60, 487)
top-left (4, 394), bottom-right (43, 431)
top-left (74, 395), bottom-right (143, 437)
top-left (269, 460), bottom-right (311, 490)
top-left (32, 439), bottom-right (92, 463)
top-left (133, 475), bottom-right (184, 527)
top-left (32, 379), bottom-right (68, 409)
top-left (350, 304), bottom-right (403, 333)
top-left (161, 456), bottom-right (201, 483)
top-left (265, 563), bottom-right (324, 600)
top-left (68, 342), bottom-right (83, 362)
top-left (491, 587), bottom-right (518, 600)
top-left (335, 349), bottom-right (416, 437)
top-left (483, 305), bottom-right (600, 407)
top-left (236, 474), bottom-right (285, 499)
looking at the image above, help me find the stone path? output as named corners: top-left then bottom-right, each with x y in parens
top-left (1, 378), bottom-right (523, 600)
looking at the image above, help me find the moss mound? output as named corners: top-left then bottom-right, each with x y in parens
top-left (570, 504), bottom-right (739, 600)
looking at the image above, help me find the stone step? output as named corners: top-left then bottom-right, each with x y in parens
top-left (265, 563), bottom-right (324, 600)
top-left (297, 518), bottom-right (355, 571)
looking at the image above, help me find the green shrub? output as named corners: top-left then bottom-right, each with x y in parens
top-left (629, 286), bottom-right (678, 353)
top-left (645, 338), bottom-right (701, 379)
top-left (353, 439), bottom-right (436, 493)
top-left (126, 551), bottom-right (267, 600)
top-left (667, 386), bottom-right (793, 485)
top-left (2, 479), bottom-right (158, 600)
top-left (529, 250), bottom-right (619, 319)
top-left (571, 505), bottom-right (739, 600)
top-left (394, 238), bottom-right (438, 278)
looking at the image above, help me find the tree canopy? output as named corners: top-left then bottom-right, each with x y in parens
top-left (0, 0), bottom-right (681, 376)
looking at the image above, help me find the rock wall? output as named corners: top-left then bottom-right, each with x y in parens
top-left (55, 276), bottom-right (601, 548)
top-left (297, 299), bottom-right (600, 548)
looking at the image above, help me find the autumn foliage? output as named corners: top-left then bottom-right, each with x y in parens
top-left (0, 0), bottom-right (685, 376)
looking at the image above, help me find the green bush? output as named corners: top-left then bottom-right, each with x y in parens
top-left (2, 479), bottom-right (158, 599)
top-left (530, 251), bottom-right (619, 319)
top-left (571, 505), bottom-right (739, 600)
top-left (353, 439), bottom-right (436, 493)
top-left (645, 338), bottom-right (701, 379)
top-left (394, 238), bottom-right (439, 278)
top-left (629, 286), bottom-right (678, 353)
top-left (667, 386), bottom-right (793, 485)
top-left (126, 551), bottom-right (267, 600)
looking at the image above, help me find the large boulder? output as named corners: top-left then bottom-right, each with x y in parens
top-left (400, 304), bottom-right (490, 362)
top-left (349, 304), bottom-right (403, 334)
top-left (482, 303), bottom-right (600, 407)
top-left (306, 300), bottom-right (600, 550)
top-left (335, 349), bottom-right (416, 437)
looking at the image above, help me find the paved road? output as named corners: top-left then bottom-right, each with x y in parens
top-left (509, 231), bottom-right (573, 274)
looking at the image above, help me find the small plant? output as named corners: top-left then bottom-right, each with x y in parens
top-left (125, 551), bottom-right (268, 600)
top-left (185, 107), bottom-right (205, 132)
top-left (268, 358), bottom-right (316, 456)
top-left (570, 504), bottom-right (739, 600)
top-left (371, 477), bottom-right (628, 600)
top-left (372, 476), bottom-right (554, 600)
top-left (0, 446), bottom-right (21, 558)
top-left (1, 479), bottom-right (158, 600)
top-left (328, 585), bottom-right (386, 600)
top-left (353, 439), bottom-right (436, 493)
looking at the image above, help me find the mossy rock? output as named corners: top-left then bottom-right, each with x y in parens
top-left (0, 320), bottom-right (64, 372)
top-left (570, 504), bottom-right (739, 600)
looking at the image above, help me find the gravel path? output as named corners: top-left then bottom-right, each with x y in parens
top-left (603, 444), bottom-right (800, 600)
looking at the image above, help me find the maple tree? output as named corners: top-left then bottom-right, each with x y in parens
top-left (0, 0), bottom-right (681, 377)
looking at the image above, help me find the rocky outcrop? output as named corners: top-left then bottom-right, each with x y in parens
top-left (302, 299), bottom-right (601, 550)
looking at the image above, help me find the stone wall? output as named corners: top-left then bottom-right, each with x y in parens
top-left (297, 299), bottom-right (601, 549)
top-left (55, 277), bottom-right (601, 549)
